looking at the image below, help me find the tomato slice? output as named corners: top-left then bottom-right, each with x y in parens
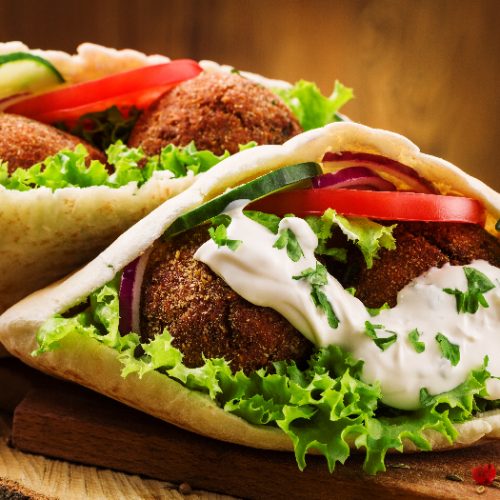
top-left (251, 188), bottom-right (485, 224)
top-left (5, 59), bottom-right (202, 123)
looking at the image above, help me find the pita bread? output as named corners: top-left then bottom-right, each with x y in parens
top-left (0, 42), bottom-right (169, 84)
top-left (0, 43), bottom-right (293, 314)
top-left (0, 43), bottom-right (177, 313)
top-left (0, 121), bottom-right (499, 456)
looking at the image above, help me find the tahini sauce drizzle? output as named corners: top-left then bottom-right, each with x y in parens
top-left (195, 201), bottom-right (500, 410)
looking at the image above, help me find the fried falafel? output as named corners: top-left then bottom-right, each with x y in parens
top-left (0, 113), bottom-right (106, 173)
top-left (140, 227), bottom-right (312, 373)
top-left (140, 216), bottom-right (499, 370)
top-left (347, 222), bottom-right (500, 308)
top-left (128, 72), bottom-right (302, 156)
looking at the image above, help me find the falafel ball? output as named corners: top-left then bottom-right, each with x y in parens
top-left (140, 227), bottom-right (312, 374)
top-left (337, 222), bottom-right (500, 309)
top-left (128, 72), bottom-right (302, 156)
top-left (0, 113), bottom-right (106, 173)
top-left (398, 221), bottom-right (500, 267)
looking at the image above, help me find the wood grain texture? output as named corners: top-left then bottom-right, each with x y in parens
top-left (1, 416), bottom-right (231, 500)
top-left (0, 0), bottom-right (498, 189)
top-left (8, 380), bottom-right (500, 500)
top-left (0, 361), bottom-right (231, 500)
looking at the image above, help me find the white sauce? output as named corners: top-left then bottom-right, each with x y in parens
top-left (195, 201), bottom-right (500, 410)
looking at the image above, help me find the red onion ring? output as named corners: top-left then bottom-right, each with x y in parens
top-left (119, 248), bottom-right (152, 335)
top-left (312, 166), bottom-right (396, 191)
top-left (0, 92), bottom-right (30, 109)
top-left (322, 152), bottom-right (437, 194)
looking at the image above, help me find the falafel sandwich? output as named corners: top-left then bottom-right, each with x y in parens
top-left (0, 42), bottom-right (351, 312)
top-left (1, 121), bottom-right (499, 473)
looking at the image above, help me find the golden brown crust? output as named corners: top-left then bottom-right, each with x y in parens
top-left (0, 113), bottom-right (106, 172)
top-left (141, 229), bottom-right (311, 372)
top-left (128, 72), bottom-right (302, 156)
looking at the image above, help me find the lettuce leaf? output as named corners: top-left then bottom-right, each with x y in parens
top-left (306, 209), bottom-right (396, 268)
top-left (54, 105), bottom-right (141, 151)
top-left (33, 279), bottom-right (496, 475)
top-left (56, 77), bottom-right (351, 147)
top-left (273, 80), bottom-right (354, 131)
top-left (0, 140), bottom-right (238, 191)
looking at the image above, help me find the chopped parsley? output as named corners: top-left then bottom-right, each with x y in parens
top-left (293, 262), bottom-right (329, 286)
top-left (244, 210), bottom-right (281, 234)
top-left (293, 263), bottom-right (339, 328)
top-left (274, 228), bottom-right (304, 262)
top-left (208, 215), bottom-right (241, 251)
top-left (366, 302), bottom-right (390, 317)
top-left (443, 267), bottom-right (495, 314)
top-left (408, 328), bottom-right (426, 353)
top-left (364, 321), bottom-right (398, 351)
top-left (435, 333), bottom-right (460, 366)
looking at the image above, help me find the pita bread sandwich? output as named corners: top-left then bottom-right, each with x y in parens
top-left (1, 121), bottom-right (499, 474)
top-left (0, 42), bottom-right (353, 313)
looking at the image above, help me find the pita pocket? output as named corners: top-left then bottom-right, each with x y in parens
top-left (0, 43), bottom-right (349, 313)
top-left (1, 122), bottom-right (499, 474)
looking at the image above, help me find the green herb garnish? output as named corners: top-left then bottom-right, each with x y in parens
top-left (443, 267), bottom-right (495, 314)
top-left (366, 302), bottom-right (390, 317)
top-left (244, 210), bottom-right (281, 234)
top-left (274, 228), bottom-right (304, 262)
top-left (364, 321), bottom-right (398, 351)
top-left (435, 333), bottom-right (460, 366)
top-left (293, 263), bottom-right (339, 328)
top-left (408, 328), bottom-right (426, 353)
top-left (208, 215), bottom-right (241, 251)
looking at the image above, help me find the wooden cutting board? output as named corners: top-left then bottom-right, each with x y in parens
top-left (2, 359), bottom-right (500, 499)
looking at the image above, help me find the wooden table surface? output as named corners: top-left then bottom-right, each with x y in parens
top-left (0, 415), bottom-right (231, 500)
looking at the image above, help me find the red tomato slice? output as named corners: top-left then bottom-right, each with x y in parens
top-left (251, 188), bottom-right (485, 224)
top-left (5, 59), bottom-right (202, 123)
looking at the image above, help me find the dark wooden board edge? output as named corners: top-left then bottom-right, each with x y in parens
top-left (9, 379), bottom-right (500, 500)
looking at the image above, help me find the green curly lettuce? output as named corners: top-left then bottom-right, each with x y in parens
top-left (0, 140), bottom-right (245, 191)
top-left (273, 80), bottom-right (354, 131)
top-left (306, 209), bottom-right (396, 269)
top-left (33, 279), bottom-right (497, 475)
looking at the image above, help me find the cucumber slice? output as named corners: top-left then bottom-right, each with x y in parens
top-left (0, 52), bottom-right (64, 100)
top-left (165, 162), bottom-right (321, 238)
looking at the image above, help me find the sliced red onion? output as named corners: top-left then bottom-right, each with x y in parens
top-left (312, 166), bottom-right (396, 191)
top-left (322, 151), bottom-right (438, 194)
top-left (0, 92), bottom-right (30, 109)
top-left (119, 248), bottom-right (152, 335)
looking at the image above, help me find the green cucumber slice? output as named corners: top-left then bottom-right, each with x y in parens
top-left (164, 162), bottom-right (321, 238)
top-left (0, 52), bottom-right (64, 100)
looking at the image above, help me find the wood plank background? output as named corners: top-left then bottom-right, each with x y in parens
top-left (0, 0), bottom-right (498, 190)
